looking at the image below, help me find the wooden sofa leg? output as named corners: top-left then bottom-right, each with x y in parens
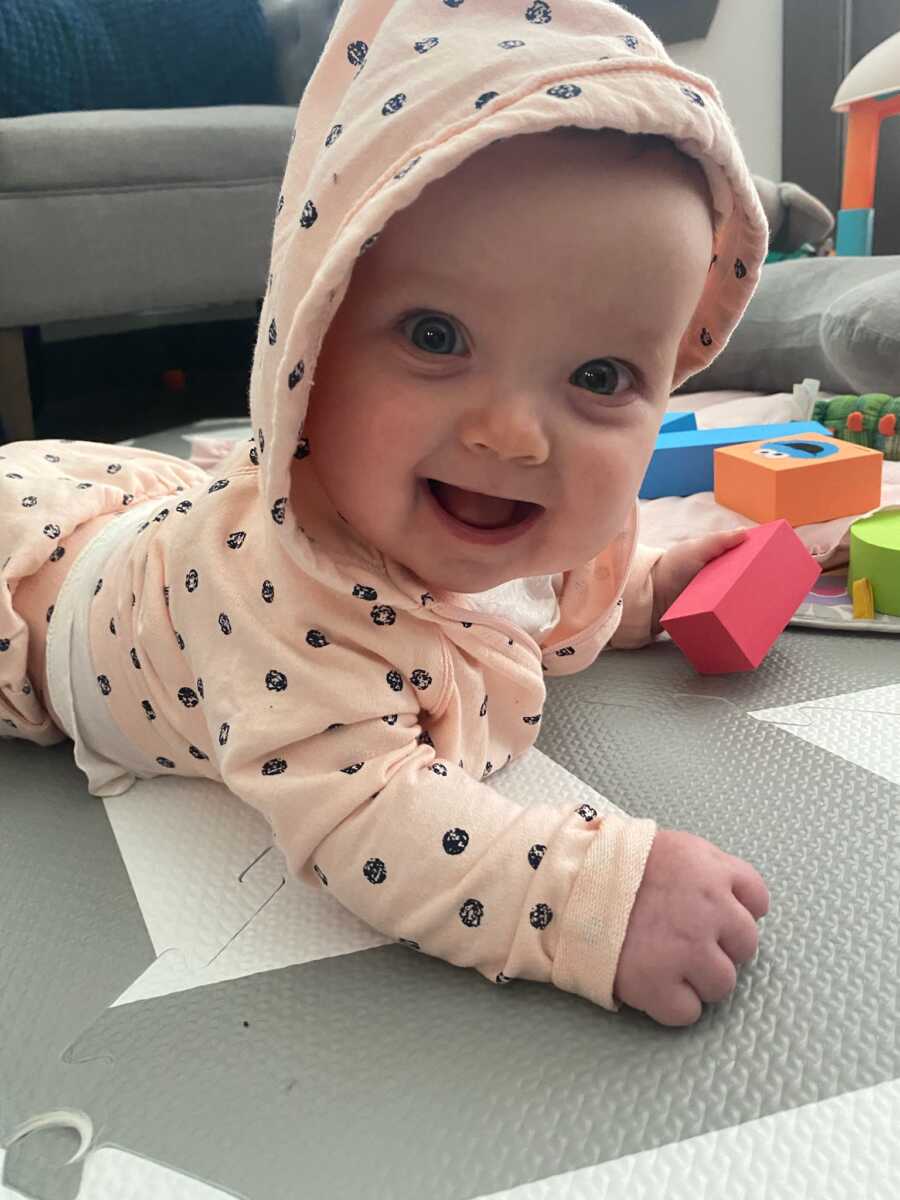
top-left (0, 327), bottom-right (36, 443)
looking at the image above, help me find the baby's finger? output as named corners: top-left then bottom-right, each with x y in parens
top-left (719, 904), bottom-right (761, 965)
top-left (649, 981), bottom-right (704, 1028)
top-left (685, 526), bottom-right (751, 570)
top-left (708, 526), bottom-right (753, 554)
top-left (732, 867), bottom-right (770, 920)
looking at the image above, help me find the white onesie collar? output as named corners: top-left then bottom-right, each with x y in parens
top-left (467, 573), bottom-right (564, 642)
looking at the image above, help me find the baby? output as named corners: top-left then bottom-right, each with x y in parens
top-left (0, 0), bottom-right (771, 1027)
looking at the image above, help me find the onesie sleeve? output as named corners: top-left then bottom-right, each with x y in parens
top-left (608, 542), bottom-right (666, 650)
top-left (212, 683), bottom-right (656, 1013)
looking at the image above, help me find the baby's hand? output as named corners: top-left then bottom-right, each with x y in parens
top-left (613, 829), bottom-right (770, 1026)
top-left (650, 527), bottom-right (753, 636)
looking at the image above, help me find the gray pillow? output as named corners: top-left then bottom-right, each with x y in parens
top-left (264, 0), bottom-right (342, 105)
top-left (678, 255), bottom-right (900, 396)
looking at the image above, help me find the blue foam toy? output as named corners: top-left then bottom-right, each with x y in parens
top-left (639, 422), bottom-right (834, 500)
top-left (660, 411), bottom-right (698, 434)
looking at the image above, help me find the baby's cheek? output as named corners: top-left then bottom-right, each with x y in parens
top-left (627, 413), bottom-right (664, 481)
top-left (572, 447), bottom-right (642, 537)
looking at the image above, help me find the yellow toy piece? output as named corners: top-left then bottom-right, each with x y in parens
top-left (851, 577), bottom-right (875, 619)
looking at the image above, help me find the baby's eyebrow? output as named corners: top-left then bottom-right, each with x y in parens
top-left (391, 265), bottom-right (469, 296)
top-left (408, 263), bottom-right (456, 284)
top-left (390, 268), bottom-right (672, 362)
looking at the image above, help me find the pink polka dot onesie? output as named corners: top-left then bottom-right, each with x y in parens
top-left (0, 0), bottom-right (768, 1012)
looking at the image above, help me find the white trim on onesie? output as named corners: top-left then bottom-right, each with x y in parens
top-left (45, 497), bottom-right (165, 798)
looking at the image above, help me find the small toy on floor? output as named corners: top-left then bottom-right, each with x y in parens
top-left (639, 421), bottom-right (831, 499)
top-left (659, 410), bottom-right (697, 434)
top-left (848, 507), bottom-right (900, 617)
top-left (812, 393), bottom-right (900, 461)
top-left (660, 520), bottom-right (822, 674)
top-left (714, 431), bottom-right (883, 526)
top-left (851, 577), bottom-right (876, 619)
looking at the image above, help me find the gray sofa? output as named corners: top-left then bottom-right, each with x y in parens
top-left (0, 0), bottom-right (340, 442)
top-left (0, 0), bottom-right (844, 445)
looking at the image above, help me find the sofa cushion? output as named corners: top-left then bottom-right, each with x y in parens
top-left (262, 0), bottom-right (342, 106)
top-left (0, 106), bottom-right (295, 326)
top-left (677, 255), bottom-right (900, 397)
top-left (0, 106), bottom-right (293, 193)
top-left (0, 0), bottom-right (279, 117)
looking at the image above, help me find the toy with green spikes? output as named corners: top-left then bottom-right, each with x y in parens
top-left (812, 393), bottom-right (900, 461)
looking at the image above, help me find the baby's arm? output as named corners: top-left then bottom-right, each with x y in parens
top-left (612, 530), bottom-right (752, 650)
top-left (214, 701), bottom-right (656, 1011)
top-left (608, 543), bottom-right (665, 650)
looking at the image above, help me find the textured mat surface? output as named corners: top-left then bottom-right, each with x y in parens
top-left (3, 415), bottom-right (899, 1199)
top-left (2, 620), bottom-right (898, 1199)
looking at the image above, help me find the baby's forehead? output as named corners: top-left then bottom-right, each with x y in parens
top-left (446, 125), bottom-right (699, 180)
top-left (390, 131), bottom-right (711, 236)
top-left (354, 134), bottom-right (713, 333)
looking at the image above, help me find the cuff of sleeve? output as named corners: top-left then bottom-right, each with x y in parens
top-left (609, 543), bottom-right (666, 650)
top-left (550, 813), bottom-right (658, 1012)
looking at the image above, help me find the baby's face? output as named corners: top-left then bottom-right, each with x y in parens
top-left (298, 129), bottom-right (713, 594)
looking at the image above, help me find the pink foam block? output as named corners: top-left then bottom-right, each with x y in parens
top-left (659, 520), bottom-right (822, 674)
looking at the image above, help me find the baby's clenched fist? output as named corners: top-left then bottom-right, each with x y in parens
top-left (613, 829), bottom-right (770, 1027)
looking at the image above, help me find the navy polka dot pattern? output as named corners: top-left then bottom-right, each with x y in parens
top-left (248, 0), bottom-right (767, 622)
top-left (1, 0), bottom-right (767, 1013)
top-left (242, 0), bottom-right (763, 1010)
top-left (4, 436), bottom-right (216, 745)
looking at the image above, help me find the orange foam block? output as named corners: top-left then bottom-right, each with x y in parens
top-left (714, 432), bottom-right (882, 526)
top-left (660, 520), bottom-right (821, 674)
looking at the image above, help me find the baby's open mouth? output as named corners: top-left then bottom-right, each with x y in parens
top-left (427, 478), bottom-right (541, 529)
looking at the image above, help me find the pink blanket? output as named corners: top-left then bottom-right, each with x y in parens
top-left (188, 389), bottom-right (900, 573)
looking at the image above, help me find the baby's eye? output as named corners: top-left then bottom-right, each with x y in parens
top-left (401, 315), bottom-right (637, 399)
top-left (571, 358), bottom-right (635, 398)
top-left (403, 313), bottom-right (466, 356)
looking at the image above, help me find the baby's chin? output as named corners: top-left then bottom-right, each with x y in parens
top-left (406, 551), bottom-right (562, 596)
top-left (372, 498), bottom-right (626, 595)
top-left (423, 568), bottom-right (524, 596)
top-left (392, 520), bottom-right (602, 594)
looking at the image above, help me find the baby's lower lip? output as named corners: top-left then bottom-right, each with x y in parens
top-left (421, 478), bottom-right (543, 546)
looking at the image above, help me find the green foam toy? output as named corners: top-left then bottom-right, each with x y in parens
top-left (848, 508), bottom-right (900, 617)
top-left (812, 393), bottom-right (900, 461)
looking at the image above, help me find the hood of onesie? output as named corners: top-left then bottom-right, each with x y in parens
top-left (247, 0), bottom-right (770, 592)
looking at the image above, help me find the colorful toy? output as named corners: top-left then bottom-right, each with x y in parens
top-left (660, 411), bottom-right (697, 434)
top-left (851, 577), bottom-right (876, 620)
top-left (639, 421), bottom-right (832, 500)
top-left (811, 393), bottom-right (900, 462)
top-left (832, 30), bottom-right (900, 255)
top-left (660, 520), bottom-right (822, 674)
top-left (714, 432), bottom-right (883, 526)
top-left (848, 507), bottom-right (900, 617)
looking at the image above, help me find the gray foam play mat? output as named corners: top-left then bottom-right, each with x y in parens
top-left (1, 419), bottom-right (897, 1199)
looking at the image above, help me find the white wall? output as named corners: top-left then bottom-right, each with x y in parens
top-left (667, 0), bottom-right (783, 180)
